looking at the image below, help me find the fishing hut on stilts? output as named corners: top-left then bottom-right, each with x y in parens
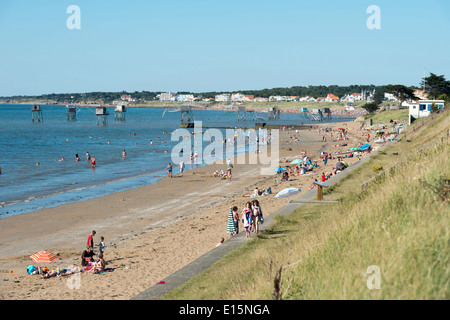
top-left (310, 109), bottom-right (323, 121)
top-left (321, 108), bottom-right (332, 120)
top-left (268, 106), bottom-right (280, 121)
top-left (96, 107), bottom-right (109, 126)
top-left (67, 107), bottom-right (77, 121)
top-left (301, 107), bottom-right (308, 118)
top-left (114, 104), bottom-right (126, 122)
top-left (180, 105), bottom-right (195, 128)
top-left (31, 105), bottom-right (43, 123)
top-left (237, 106), bottom-right (255, 121)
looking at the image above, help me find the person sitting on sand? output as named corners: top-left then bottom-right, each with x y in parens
top-left (81, 246), bottom-right (95, 267)
top-left (281, 171), bottom-right (289, 181)
top-left (86, 253), bottom-right (106, 273)
top-left (216, 237), bottom-right (225, 247)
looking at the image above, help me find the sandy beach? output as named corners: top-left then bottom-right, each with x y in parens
top-left (0, 119), bottom-right (370, 300)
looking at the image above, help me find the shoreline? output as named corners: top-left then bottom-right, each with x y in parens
top-left (0, 119), bottom-right (372, 300)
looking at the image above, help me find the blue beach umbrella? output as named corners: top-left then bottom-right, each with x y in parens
top-left (273, 167), bottom-right (287, 173)
top-left (290, 159), bottom-right (303, 165)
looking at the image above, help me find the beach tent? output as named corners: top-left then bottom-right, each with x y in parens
top-left (374, 138), bottom-right (385, 143)
top-left (350, 147), bottom-right (360, 151)
top-left (359, 144), bottom-right (371, 151)
top-left (336, 162), bottom-right (347, 171)
top-left (275, 187), bottom-right (302, 198)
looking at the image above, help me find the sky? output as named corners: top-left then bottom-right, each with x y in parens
top-left (0, 0), bottom-right (449, 96)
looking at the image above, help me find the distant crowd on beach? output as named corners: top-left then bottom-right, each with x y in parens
top-left (221, 120), bottom-right (399, 243)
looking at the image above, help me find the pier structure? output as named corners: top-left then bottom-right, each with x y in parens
top-left (180, 105), bottom-right (195, 128)
top-left (301, 107), bottom-right (309, 118)
top-left (310, 109), bottom-right (324, 121)
top-left (320, 108), bottom-right (332, 120)
top-left (237, 106), bottom-right (255, 121)
top-left (66, 107), bottom-right (77, 121)
top-left (31, 105), bottom-right (43, 123)
top-left (96, 107), bottom-right (109, 126)
top-left (268, 107), bottom-right (280, 121)
top-left (114, 104), bottom-right (127, 122)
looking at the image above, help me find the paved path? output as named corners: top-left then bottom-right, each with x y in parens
top-left (132, 143), bottom-right (388, 300)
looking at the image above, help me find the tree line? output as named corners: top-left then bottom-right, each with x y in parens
top-left (2, 73), bottom-right (448, 106)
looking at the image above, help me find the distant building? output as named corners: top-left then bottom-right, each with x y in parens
top-left (384, 92), bottom-right (398, 101)
top-left (175, 94), bottom-right (194, 102)
top-left (215, 94), bottom-right (231, 102)
top-left (254, 97), bottom-right (268, 102)
top-left (231, 93), bottom-right (246, 102)
top-left (413, 89), bottom-right (428, 100)
top-left (325, 93), bottom-right (340, 103)
top-left (159, 92), bottom-right (176, 101)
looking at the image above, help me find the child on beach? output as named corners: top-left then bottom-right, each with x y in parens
top-left (166, 163), bottom-right (172, 178)
top-left (232, 206), bottom-right (239, 234)
top-left (87, 230), bottom-right (96, 249)
top-left (98, 236), bottom-right (105, 255)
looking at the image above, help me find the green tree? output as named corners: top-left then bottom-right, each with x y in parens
top-left (362, 102), bottom-right (379, 114)
top-left (422, 73), bottom-right (450, 99)
top-left (437, 93), bottom-right (449, 105)
top-left (385, 85), bottom-right (417, 107)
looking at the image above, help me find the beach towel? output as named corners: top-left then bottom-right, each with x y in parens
top-left (94, 268), bottom-right (115, 274)
top-left (227, 207), bottom-right (235, 234)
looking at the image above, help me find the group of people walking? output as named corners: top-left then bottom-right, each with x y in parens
top-left (227, 200), bottom-right (264, 238)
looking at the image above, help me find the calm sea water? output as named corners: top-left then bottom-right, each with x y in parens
top-left (0, 104), bottom-right (353, 218)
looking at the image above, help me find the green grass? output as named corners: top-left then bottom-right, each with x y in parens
top-left (364, 108), bottom-right (409, 124)
top-left (163, 110), bottom-right (449, 300)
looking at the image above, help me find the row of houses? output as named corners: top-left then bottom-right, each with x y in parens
top-left (155, 88), bottom-right (430, 104)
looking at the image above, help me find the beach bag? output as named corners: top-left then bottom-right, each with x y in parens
top-left (27, 265), bottom-right (35, 274)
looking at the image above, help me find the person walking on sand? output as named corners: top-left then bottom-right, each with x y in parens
top-left (179, 161), bottom-right (185, 177)
top-left (251, 200), bottom-right (261, 234)
top-left (166, 163), bottom-right (172, 178)
top-left (227, 207), bottom-right (236, 237)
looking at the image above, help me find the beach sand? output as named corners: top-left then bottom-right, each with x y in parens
top-left (0, 120), bottom-right (369, 300)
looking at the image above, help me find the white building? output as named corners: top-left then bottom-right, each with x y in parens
top-left (175, 94), bottom-right (194, 102)
top-left (215, 94), bottom-right (231, 102)
top-left (231, 93), bottom-right (246, 102)
top-left (384, 92), bottom-right (398, 101)
top-left (159, 92), bottom-right (176, 101)
top-left (269, 95), bottom-right (286, 102)
top-left (325, 93), bottom-right (340, 103)
top-left (406, 99), bottom-right (445, 124)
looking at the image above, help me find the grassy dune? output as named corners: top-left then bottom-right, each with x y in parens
top-left (163, 109), bottom-right (449, 300)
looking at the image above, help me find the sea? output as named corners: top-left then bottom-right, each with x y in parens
top-left (0, 104), bottom-right (355, 218)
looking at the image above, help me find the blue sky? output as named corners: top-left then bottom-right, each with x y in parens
top-left (0, 0), bottom-right (449, 96)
